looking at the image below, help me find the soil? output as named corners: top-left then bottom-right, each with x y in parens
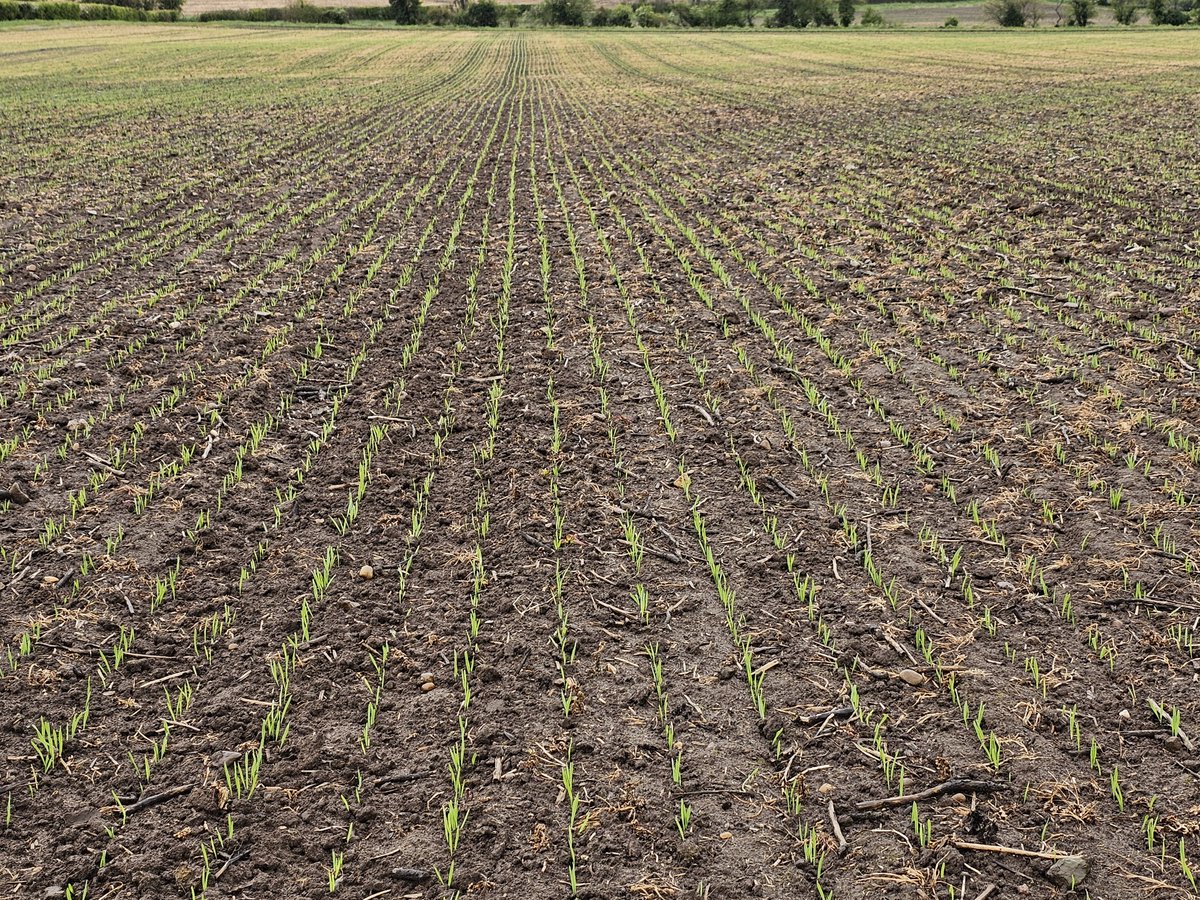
top-left (1, 24), bottom-right (1199, 900)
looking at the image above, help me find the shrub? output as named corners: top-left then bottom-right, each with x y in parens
top-left (983, 0), bottom-right (1040, 24)
top-left (81, 3), bottom-right (143, 17)
top-left (39, 2), bottom-right (81, 17)
top-left (390, 0), bottom-right (420, 23)
top-left (943, 13), bottom-right (958, 23)
top-left (1067, 0), bottom-right (1095, 22)
top-left (634, 3), bottom-right (662, 21)
top-left (344, 5), bottom-right (393, 18)
top-left (609, 2), bottom-right (631, 22)
top-left (836, 0), bottom-right (853, 24)
top-left (0, 1), bottom-right (25, 18)
top-left (859, 4), bottom-right (882, 23)
top-left (540, 0), bottom-right (590, 23)
top-left (462, 0), bottom-right (498, 23)
top-left (1109, 0), bottom-right (1139, 19)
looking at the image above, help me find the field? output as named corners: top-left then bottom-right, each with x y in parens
top-left (2, 24), bottom-right (1200, 900)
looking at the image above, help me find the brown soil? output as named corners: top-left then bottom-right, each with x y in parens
top-left (1, 25), bottom-right (1199, 900)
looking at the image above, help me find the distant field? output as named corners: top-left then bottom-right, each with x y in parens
top-left (3, 24), bottom-right (1200, 900)
top-left (182, 0), bottom-right (384, 11)
top-left (873, 0), bottom-right (1131, 25)
top-left (176, 0), bottom-right (1143, 21)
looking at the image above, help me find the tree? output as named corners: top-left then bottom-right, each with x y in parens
top-left (837, 0), bottom-right (854, 24)
top-left (609, 2), bottom-right (633, 23)
top-left (463, 0), bottom-right (499, 24)
top-left (859, 3), bottom-right (883, 22)
top-left (1110, 0), bottom-right (1139, 21)
top-left (389, 0), bottom-right (420, 23)
top-left (540, 0), bottom-right (591, 23)
top-left (809, 0), bottom-right (835, 23)
top-left (983, 0), bottom-right (1040, 24)
top-left (1067, 0), bottom-right (1095, 22)
top-left (774, 0), bottom-right (799, 24)
top-left (711, 0), bottom-right (743, 25)
top-left (1148, 0), bottom-right (1188, 22)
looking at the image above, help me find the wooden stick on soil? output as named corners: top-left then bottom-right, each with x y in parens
top-left (121, 784), bottom-right (192, 815)
top-left (82, 450), bottom-right (125, 475)
top-left (953, 840), bottom-right (1065, 860)
top-left (828, 800), bottom-right (848, 854)
top-left (213, 848), bottom-right (250, 881)
top-left (855, 779), bottom-right (1005, 812)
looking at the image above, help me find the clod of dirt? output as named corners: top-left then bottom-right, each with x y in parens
top-left (359, 565), bottom-right (374, 580)
top-left (1047, 855), bottom-right (1089, 889)
top-left (896, 668), bottom-right (926, 686)
top-left (4, 481), bottom-right (30, 505)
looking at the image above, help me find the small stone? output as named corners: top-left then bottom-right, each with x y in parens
top-left (42, 575), bottom-right (56, 585)
top-left (719, 831), bottom-right (732, 840)
top-left (419, 671), bottom-right (434, 684)
top-left (951, 793), bottom-right (967, 803)
top-left (818, 783), bottom-right (834, 794)
top-left (359, 565), bottom-right (374, 580)
top-left (420, 682), bottom-right (435, 693)
top-left (1047, 854), bottom-right (1089, 889)
top-left (1118, 709), bottom-right (1131, 721)
top-left (897, 668), bottom-right (926, 686)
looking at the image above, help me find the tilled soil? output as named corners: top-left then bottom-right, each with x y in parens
top-left (1, 25), bottom-right (1199, 900)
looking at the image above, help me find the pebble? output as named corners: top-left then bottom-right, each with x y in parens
top-left (42, 575), bottom-right (57, 585)
top-left (951, 793), bottom-right (967, 804)
top-left (420, 682), bottom-right (435, 693)
top-left (1118, 709), bottom-right (1131, 721)
top-left (719, 831), bottom-right (732, 840)
top-left (818, 783), bottom-right (834, 794)
top-left (897, 668), bottom-right (926, 686)
top-left (359, 565), bottom-right (374, 580)
top-left (419, 671), bottom-right (434, 683)
top-left (1047, 854), bottom-right (1089, 889)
